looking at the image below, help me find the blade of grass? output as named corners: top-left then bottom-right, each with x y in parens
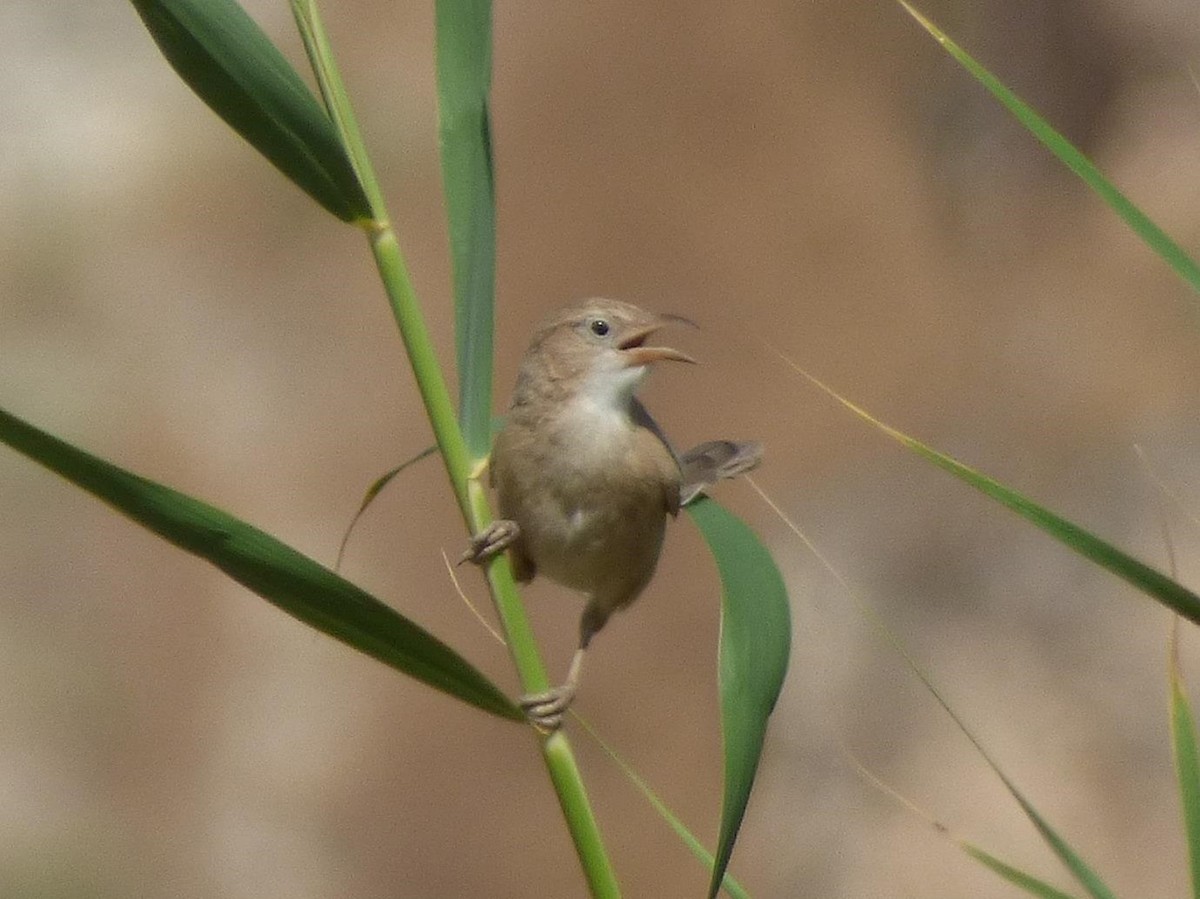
top-left (0, 404), bottom-right (519, 721)
top-left (686, 497), bottom-right (790, 899)
top-left (897, 0), bottom-right (1200, 306)
top-left (961, 845), bottom-right (1084, 899)
top-left (771, 350), bottom-right (1200, 626)
top-left (1004, 789), bottom-right (1118, 899)
top-left (435, 0), bottom-right (497, 460)
top-left (129, 0), bottom-right (370, 222)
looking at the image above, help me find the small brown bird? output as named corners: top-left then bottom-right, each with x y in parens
top-left (464, 298), bottom-right (760, 730)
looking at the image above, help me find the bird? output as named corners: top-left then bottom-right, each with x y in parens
top-left (463, 298), bottom-right (761, 731)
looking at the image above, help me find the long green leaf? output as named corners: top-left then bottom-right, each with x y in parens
top-left (435, 0), bottom-right (496, 458)
top-left (687, 498), bottom-right (790, 899)
top-left (130, 0), bottom-right (371, 222)
top-left (0, 405), bottom-right (520, 721)
top-left (961, 844), bottom-right (1081, 899)
top-left (912, 441), bottom-right (1200, 622)
top-left (1002, 782), bottom-right (1118, 899)
top-left (898, 1), bottom-right (1200, 304)
top-left (781, 360), bottom-right (1200, 625)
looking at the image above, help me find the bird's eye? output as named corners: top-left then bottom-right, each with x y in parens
top-left (589, 318), bottom-right (611, 337)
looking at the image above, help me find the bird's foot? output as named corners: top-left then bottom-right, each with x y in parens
top-left (458, 519), bottom-right (521, 566)
top-left (519, 682), bottom-right (578, 734)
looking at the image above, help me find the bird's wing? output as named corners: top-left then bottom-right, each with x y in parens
top-left (631, 399), bottom-right (684, 516)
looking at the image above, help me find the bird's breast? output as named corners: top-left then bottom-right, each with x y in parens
top-left (492, 407), bottom-right (678, 604)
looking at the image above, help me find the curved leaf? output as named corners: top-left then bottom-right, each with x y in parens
top-left (687, 497), bottom-right (791, 898)
top-left (335, 445), bottom-right (437, 570)
top-left (0, 405), bottom-right (520, 721)
top-left (130, 0), bottom-right (371, 222)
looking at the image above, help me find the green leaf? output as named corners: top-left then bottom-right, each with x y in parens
top-left (435, 0), bottom-right (497, 459)
top-left (912, 439), bottom-right (1200, 623)
top-left (1170, 644), bottom-right (1200, 898)
top-left (687, 498), bottom-right (790, 899)
top-left (898, 1), bottom-right (1200, 305)
top-left (0, 405), bottom-right (520, 722)
top-left (130, 0), bottom-right (372, 222)
top-left (998, 782), bottom-right (1117, 899)
top-left (960, 844), bottom-right (1081, 899)
top-left (785, 361), bottom-right (1200, 625)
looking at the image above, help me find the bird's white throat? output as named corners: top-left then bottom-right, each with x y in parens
top-left (559, 363), bottom-right (648, 446)
top-left (581, 361), bottom-right (647, 411)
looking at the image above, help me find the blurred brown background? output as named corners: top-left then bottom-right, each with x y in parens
top-left (4, 0), bottom-right (1200, 896)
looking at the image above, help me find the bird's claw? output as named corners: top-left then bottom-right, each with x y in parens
top-left (458, 519), bottom-right (521, 566)
top-left (519, 683), bottom-right (577, 733)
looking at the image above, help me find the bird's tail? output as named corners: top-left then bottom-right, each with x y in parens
top-left (678, 439), bottom-right (763, 506)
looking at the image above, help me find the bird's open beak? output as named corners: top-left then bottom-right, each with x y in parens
top-left (618, 314), bottom-right (697, 367)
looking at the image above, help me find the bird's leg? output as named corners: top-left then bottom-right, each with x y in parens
top-left (458, 519), bottom-right (521, 566)
top-left (520, 601), bottom-right (611, 732)
top-left (520, 648), bottom-right (584, 733)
